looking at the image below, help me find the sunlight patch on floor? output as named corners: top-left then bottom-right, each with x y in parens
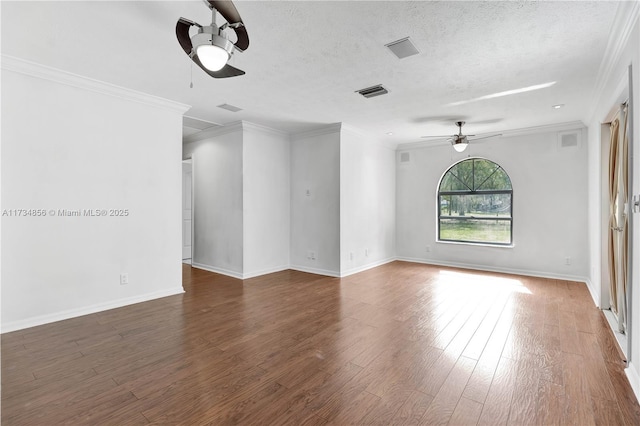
top-left (437, 269), bottom-right (532, 295)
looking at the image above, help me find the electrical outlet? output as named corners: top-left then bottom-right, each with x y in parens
top-left (365, 248), bottom-right (369, 257)
top-left (426, 245), bottom-right (431, 253)
top-left (307, 251), bottom-right (316, 260)
top-left (565, 257), bottom-right (572, 266)
top-left (350, 252), bottom-right (354, 261)
top-left (120, 273), bottom-right (129, 285)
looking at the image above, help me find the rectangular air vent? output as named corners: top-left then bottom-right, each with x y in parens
top-left (356, 84), bottom-right (389, 98)
top-left (217, 103), bottom-right (243, 112)
top-left (399, 152), bottom-right (411, 163)
top-left (385, 37), bottom-right (420, 59)
top-left (557, 131), bottom-right (580, 150)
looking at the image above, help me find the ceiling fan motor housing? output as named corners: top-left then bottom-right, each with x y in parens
top-left (191, 26), bottom-right (234, 58)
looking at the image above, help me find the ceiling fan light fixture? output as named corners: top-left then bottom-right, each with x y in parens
top-left (192, 31), bottom-right (233, 71)
top-left (452, 140), bottom-right (469, 152)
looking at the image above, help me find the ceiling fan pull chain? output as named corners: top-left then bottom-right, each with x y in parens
top-left (190, 61), bottom-right (194, 88)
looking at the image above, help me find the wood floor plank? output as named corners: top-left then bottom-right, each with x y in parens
top-left (449, 396), bottom-right (484, 426)
top-left (539, 324), bottom-right (564, 386)
top-left (390, 390), bottom-right (434, 426)
top-left (506, 354), bottom-right (542, 425)
top-left (463, 296), bottom-right (515, 403)
top-left (477, 356), bottom-right (519, 426)
top-left (359, 381), bottom-right (414, 425)
top-left (561, 352), bottom-right (596, 425)
top-left (418, 356), bottom-right (476, 425)
top-left (603, 359), bottom-right (640, 426)
top-left (591, 396), bottom-right (625, 426)
top-left (2, 262), bottom-right (638, 425)
top-left (535, 379), bottom-right (565, 426)
top-left (577, 331), bottom-right (618, 401)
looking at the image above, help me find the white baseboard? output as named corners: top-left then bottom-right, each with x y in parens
top-left (583, 277), bottom-right (601, 308)
top-left (289, 264), bottom-right (341, 278)
top-left (192, 262), bottom-right (244, 279)
top-left (396, 256), bottom-right (590, 285)
top-left (242, 265), bottom-right (290, 279)
top-left (1, 287), bottom-right (185, 334)
top-left (626, 362), bottom-right (640, 403)
top-left (340, 257), bottom-right (397, 277)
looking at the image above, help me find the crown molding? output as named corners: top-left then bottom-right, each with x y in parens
top-left (1, 55), bottom-right (191, 114)
top-left (291, 123), bottom-right (342, 140)
top-left (587, 0), bottom-right (640, 122)
top-left (183, 120), bottom-right (290, 144)
top-left (397, 121), bottom-right (586, 150)
top-left (183, 121), bottom-right (245, 144)
top-left (241, 121), bottom-right (291, 139)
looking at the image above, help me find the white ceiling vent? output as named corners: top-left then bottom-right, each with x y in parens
top-left (557, 130), bottom-right (581, 150)
top-left (356, 84), bottom-right (389, 99)
top-left (385, 37), bottom-right (420, 59)
top-left (217, 103), bottom-right (243, 112)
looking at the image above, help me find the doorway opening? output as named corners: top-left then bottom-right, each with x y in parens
top-left (182, 159), bottom-right (193, 265)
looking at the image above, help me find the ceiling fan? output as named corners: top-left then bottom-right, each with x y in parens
top-left (176, 0), bottom-right (249, 78)
top-left (421, 121), bottom-right (502, 152)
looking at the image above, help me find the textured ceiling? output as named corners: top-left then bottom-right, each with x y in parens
top-left (1, 1), bottom-right (619, 144)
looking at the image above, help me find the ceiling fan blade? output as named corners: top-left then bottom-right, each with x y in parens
top-left (420, 135), bottom-right (454, 139)
top-left (176, 17), bottom-right (196, 55)
top-left (208, 0), bottom-right (249, 51)
top-left (468, 133), bottom-right (502, 141)
top-left (209, 0), bottom-right (241, 23)
top-left (193, 55), bottom-right (245, 78)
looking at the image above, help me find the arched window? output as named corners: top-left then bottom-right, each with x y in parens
top-left (438, 158), bottom-right (513, 245)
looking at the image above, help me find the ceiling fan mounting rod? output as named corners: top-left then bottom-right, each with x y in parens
top-left (211, 5), bottom-right (217, 27)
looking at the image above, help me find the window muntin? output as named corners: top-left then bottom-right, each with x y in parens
top-left (438, 158), bottom-right (513, 245)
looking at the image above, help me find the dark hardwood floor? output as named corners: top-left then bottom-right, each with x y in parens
top-left (2, 261), bottom-right (640, 425)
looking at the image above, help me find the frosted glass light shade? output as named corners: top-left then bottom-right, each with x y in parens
top-left (453, 141), bottom-right (468, 152)
top-left (196, 44), bottom-right (229, 71)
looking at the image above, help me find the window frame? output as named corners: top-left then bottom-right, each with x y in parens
top-left (437, 157), bottom-right (513, 246)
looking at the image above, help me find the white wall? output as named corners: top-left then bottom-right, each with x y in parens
top-left (1, 58), bottom-right (188, 332)
top-left (396, 125), bottom-right (589, 281)
top-left (243, 124), bottom-right (291, 278)
top-left (183, 125), bottom-right (244, 277)
top-left (586, 2), bottom-right (640, 399)
top-left (340, 125), bottom-right (396, 276)
top-left (183, 122), bottom-right (291, 279)
top-left (290, 126), bottom-right (341, 276)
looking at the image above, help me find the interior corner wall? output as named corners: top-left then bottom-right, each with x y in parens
top-left (1, 68), bottom-right (186, 332)
top-left (290, 129), bottom-right (341, 276)
top-left (183, 129), bottom-right (244, 278)
top-left (242, 126), bottom-right (291, 278)
top-left (340, 127), bottom-right (396, 276)
top-left (396, 128), bottom-right (589, 281)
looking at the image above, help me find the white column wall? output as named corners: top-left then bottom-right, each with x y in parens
top-left (242, 125), bottom-right (291, 278)
top-left (290, 127), bottom-right (341, 276)
top-left (340, 126), bottom-right (396, 276)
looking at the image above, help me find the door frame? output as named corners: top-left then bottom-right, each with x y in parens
top-left (182, 158), bottom-right (194, 263)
